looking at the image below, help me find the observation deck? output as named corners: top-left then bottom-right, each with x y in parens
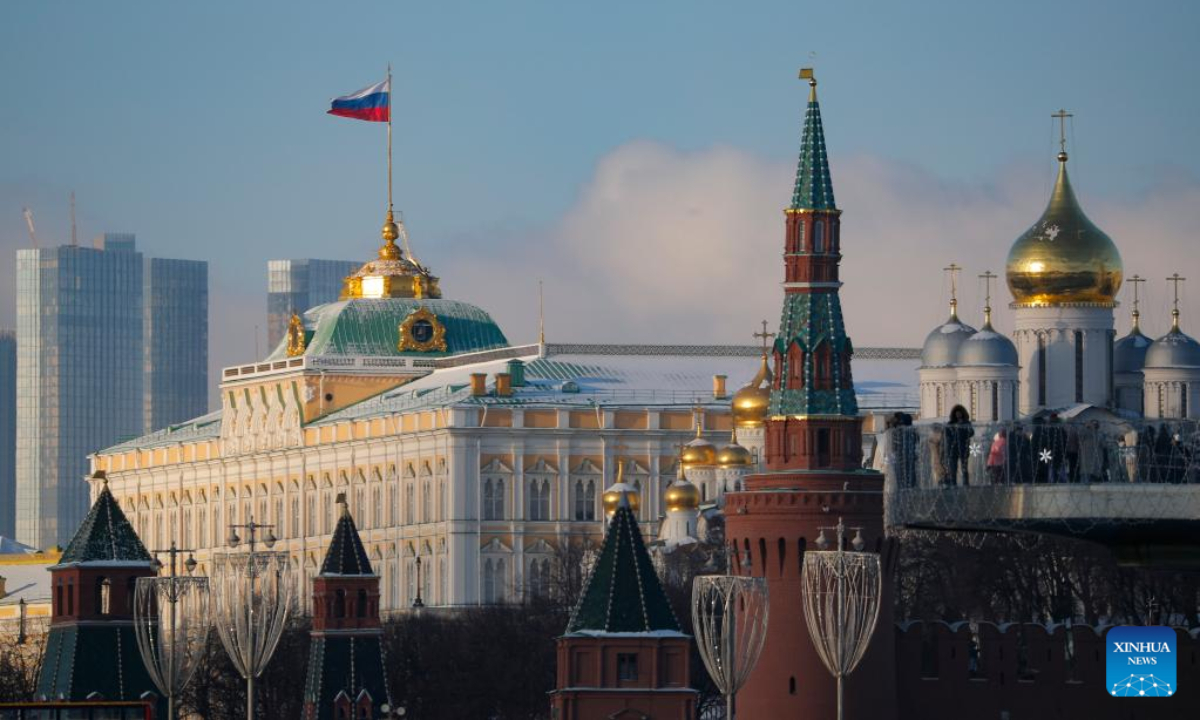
top-left (881, 419), bottom-right (1200, 566)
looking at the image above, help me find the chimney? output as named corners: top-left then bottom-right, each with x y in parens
top-left (713, 374), bottom-right (728, 399)
top-left (470, 373), bottom-right (488, 397)
top-left (495, 373), bottom-right (512, 397)
top-left (507, 359), bottom-right (526, 387)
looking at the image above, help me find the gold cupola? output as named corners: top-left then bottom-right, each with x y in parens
top-left (601, 459), bottom-right (641, 518)
top-left (717, 428), bottom-right (754, 467)
top-left (732, 353), bottom-right (772, 428)
top-left (1005, 147), bottom-right (1123, 307)
top-left (341, 209), bottom-right (443, 300)
top-left (680, 422), bottom-right (718, 467)
top-left (664, 466), bottom-right (701, 513)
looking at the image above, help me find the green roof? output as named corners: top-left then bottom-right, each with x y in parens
top-left (59, 484), bottom-right (153, 566)
top-left (268, 298), bottom-right (509, 359)
top-left (790, 89), bottom-right (837, 211)
top-left (566, 501), bottom-right (680, 634)
top-left (770, 291), bottom-right (859, 417)
top-left (321, 505), bottom-right (374, 576)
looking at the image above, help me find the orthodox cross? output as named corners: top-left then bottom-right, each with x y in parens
top-left (943, 263), bottom-right (962, 305)
top-left (979, 270), bottom-right (997, 312)
top-left (1168, 273), bottom-right (1186, 314)
top-left (1128, 274), bottom-right (1146, 323)
top-left (754, 320), bottom-right (776, 353)
top-left (1052, 109), bottom-right (1073, 155)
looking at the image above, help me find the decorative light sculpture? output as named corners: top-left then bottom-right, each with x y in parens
top-left (691, 575), bottom-right (769, 719)
top-left (134, 542), bottom-right (210, 720)
top-left (801, 518), bottom-right (883, 720)
top-left (212, 518), bottom-right (293, 720)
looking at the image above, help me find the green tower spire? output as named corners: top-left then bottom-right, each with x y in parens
top-left (790, 71), bottom-right (837, 211)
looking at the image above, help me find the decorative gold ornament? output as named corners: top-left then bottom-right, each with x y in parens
top-left (398, 306), bottom-right (448, 353)
top-left (339, 209), bottom-right (443, 300)
top-left (286, 312), bottom-right (307, 357)
top-left (680, 422), bottom-right (718, 467)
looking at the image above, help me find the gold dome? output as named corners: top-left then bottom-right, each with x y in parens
top-left (664, 476), bottom-right (701, 513)
top-left (717, 429), bottom-right (754, 467)
top-left (601, 460), bottom-right (641, 517)
top-left (680, 425), bottom-right (717, 467)
top-left (732, 353), bottom-right (772, 428)
top-left (1006, 154), bottom-right (1122, 307)
top-left (340, 211), bottom-right (443, 301)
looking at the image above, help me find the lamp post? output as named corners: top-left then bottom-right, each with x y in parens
top-left (691, 575), bottom-right (769, 719)
top-left (133, 542), bottom-right (210, 720)
top-left (800, 518), bottom-right (883, 720)
top-left (212, 518), bottom-right (293, 720)
top-left (412, 555), bottom-right (425, 609)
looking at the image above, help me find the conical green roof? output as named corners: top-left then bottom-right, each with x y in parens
top-left (320, 501), bottom-right (374, 576)
top-left (566, 501), bottom-right (680, 634)
top-left (790, 85), bottom-right (837, 211)
top-left (59, 483), bottom-right (153, 566)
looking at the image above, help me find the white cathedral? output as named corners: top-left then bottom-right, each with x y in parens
top-left (919, 146), bottom-right (1200, 423)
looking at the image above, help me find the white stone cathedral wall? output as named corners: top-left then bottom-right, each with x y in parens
top-left (1013, 305), bottom-right (1114, 414)
top-left (1143, 368), bottom-right (1200, 419)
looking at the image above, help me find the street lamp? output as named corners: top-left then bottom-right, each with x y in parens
top-left (412, 555), bottom-right (425, 609)
top-left (133, 542), bottom-right (210, 720)
top-left (801, 518), bottom-right (883, 720)
top-left (211, 518), bottom-right (293, 720)
top-left (691, 575), bottom-right (769, 719)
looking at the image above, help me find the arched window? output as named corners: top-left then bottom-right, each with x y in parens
top-left (405, 484), bottom-right (415, 524)
top-left (372, 488), bottom-right (381, 529)
top-left (483, 559), bottom-right (496, 603)
top-left (96, 577), bottom-right (111, 615)
top-left (813, 220), bottom-right (825, 253)
top-left (66, 579), bottom-right (74, 615)
top-left (573, 480), bottom-right (585, 520)
top-left (584, 480), bottom-right (596, 520)
top-left (422, 481), bottom-right (431, 522)
top-left (356, 588), bottom-right (368, 618)
top-left (528, 479), bottom-right (550, 521)
top-left (334, 589), bottom-right (346, 618)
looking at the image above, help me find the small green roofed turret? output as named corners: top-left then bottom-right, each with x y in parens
top-left (320, 498), bottom-right (374, 576)
top-left (566, 496), bottom-right (680, 634)
top-left (57, 478), bottom-right (153, 566)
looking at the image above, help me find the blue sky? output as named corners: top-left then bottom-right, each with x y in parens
top-left (2, 1), bottom-right (1198, 386)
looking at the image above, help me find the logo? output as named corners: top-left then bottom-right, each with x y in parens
top-left (1106, 626), bottom-right (1176, 697)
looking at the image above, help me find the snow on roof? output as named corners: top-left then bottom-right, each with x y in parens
top-left (0, 559), bottom-right (55, 605)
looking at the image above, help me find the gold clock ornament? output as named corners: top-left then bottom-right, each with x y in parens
top-left (286, 312), bottom-right (307, 357)
top-left (398, 307), bottom-right (447, 352)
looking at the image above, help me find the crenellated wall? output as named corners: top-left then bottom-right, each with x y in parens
top-left (894, 620), bottom-right (1200, 718)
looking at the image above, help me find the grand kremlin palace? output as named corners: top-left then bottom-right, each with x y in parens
top-left (89, 213), bottom-right (919, 612)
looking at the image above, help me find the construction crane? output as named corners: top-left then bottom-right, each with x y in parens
top-left (22, 206), bottom-right (38, 247)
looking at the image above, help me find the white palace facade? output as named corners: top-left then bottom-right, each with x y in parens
top-left (90, 215), bottom-right (919, 613)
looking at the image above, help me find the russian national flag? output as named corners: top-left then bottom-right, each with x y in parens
top-left (328, 79), bottom-right (390, 122)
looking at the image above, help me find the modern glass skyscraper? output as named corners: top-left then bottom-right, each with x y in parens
top-left (16, 237), bottom-right (144, 548)
top-left (266, 259), bottom-right (359, 348)
top-left (144, 258), bottom-right (208, 433)
top-left (0, 330), bottom-right (15, 540)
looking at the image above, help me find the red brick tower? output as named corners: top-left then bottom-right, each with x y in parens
top-left (303, 495), bottom-right (392, 720)
top-left (723, 70), bottom-right (897, 720)
top-left (550, 495), bottom-right (696, 719)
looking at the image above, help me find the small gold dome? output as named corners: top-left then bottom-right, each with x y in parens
top-left (717, 429), bottom-right (754, 467)
top-left (1006, 155), bottom-right (1122, 306)
top-left (681, 433), bottom-right (717, 467)
top-left (601, 460), bottom-right (640, 517)
top-left (732, 353), bottom-right (772, 428)
top-left (664, 478), bottom-right (701, 513)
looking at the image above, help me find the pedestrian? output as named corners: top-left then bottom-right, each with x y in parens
top-left (1008, 422), bottom-right (1032, 484)
top-left (929, 423), bottom-right (948, 487)
top-left (1078, 421), bottom-right (1102, 483)
top-left (987, 428), bottom-right (1008, 484)
top-left (945, 405), bottom-right (975, 486)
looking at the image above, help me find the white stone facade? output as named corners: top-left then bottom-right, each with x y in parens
top-left (1012, 305), bottom-right (1115, 415)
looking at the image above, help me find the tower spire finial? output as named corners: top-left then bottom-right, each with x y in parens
top-left (1052, 108), bottom-right (1073, 162)
top-left (753, 320), bottom-right (776, 356)
top-left (979, 270), bottom-right (997, 328)
top-left (1128, 274), bottom-right (1146, 331)
top-left (1168, 273), bottom-right (1187, 331)
top-left (799, 67), bottom-right (816, 101)
top-left (943, 263), bottom-right (962, 319)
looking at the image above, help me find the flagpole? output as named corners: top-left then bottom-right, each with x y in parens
top-left (387, 63), bottom-right (393, 214)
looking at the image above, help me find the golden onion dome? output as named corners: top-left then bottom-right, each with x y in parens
top-left (717, 429), bottom-right (754, 467)
top-left (340, 210), bottom-right (443, 300)
top-left (601, 460), bottom-right (641, 517)
top-left (680, 430), bottom-right (718, 467)
top-left (1006, 153), bottom-right (1122, 307)
top-left (732, 353), bottom-right (772, 428)
top-left (664, 477), bottom-right (701, 513)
